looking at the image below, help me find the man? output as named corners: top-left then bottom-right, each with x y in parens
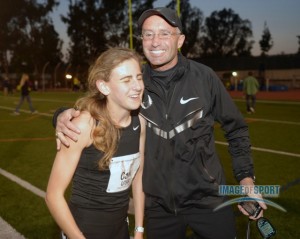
top-left (243, 71), bottom-right (260, 114)
top-left (54, 8), bottom-right (266, 239)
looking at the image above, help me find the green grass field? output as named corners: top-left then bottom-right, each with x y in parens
top-left (0, 90), bottom-right (299, 238)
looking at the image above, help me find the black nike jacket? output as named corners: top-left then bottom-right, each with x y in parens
top-left (140, 54), bottom-right (254, 214)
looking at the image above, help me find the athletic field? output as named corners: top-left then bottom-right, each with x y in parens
top-left (0, 90), bottom-right (299, 238)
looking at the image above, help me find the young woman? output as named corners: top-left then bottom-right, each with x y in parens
top-left (45, 47), bottom-right (145, 239)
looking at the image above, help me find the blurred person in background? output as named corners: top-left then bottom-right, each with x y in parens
top-left (2, 75), bottom-right (10, 96)
top-left (73, 75), bottom-right (81, 92)
top-left (13, 73), bottom-right (37, 115)
top-left (243, 71), bottom-right (260, 114)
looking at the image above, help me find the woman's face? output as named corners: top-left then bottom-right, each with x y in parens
top-left (104, 59), bottom-right (144, 113)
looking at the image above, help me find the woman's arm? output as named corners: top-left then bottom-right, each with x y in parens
top-left (131, 115), bottom-right (146, 239)
top-left (46, 112), bottom-right (93, 239)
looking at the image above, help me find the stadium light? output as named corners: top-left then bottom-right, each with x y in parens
top-left (65, 74), bottom-right (72, 79)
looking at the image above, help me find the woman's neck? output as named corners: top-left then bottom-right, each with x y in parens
top-left (109, 109), bottom-right (131, 128)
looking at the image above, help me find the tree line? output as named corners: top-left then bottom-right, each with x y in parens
top-left (0, 0), bottom-right (296, 85)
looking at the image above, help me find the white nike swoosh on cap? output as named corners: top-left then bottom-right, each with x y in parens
top-left (133, 125), bottom-right (140, 131)
top-left (180, 97), bottom-right (199, 104)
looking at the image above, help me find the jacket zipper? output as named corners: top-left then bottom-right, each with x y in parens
top-left (167, 83), bottom-right (179, 214)
top-left (203, 166), bottom-right (219, 186)
top-left (146, 85), bottom-right (178, 214)
top-left (201, 151), bottom-right (219, 186)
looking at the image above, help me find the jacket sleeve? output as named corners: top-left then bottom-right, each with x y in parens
top-left (209, 70), bottom-right (255, 182)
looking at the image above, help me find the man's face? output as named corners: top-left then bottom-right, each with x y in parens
top-left (141, 15), bottom-right (185, 71)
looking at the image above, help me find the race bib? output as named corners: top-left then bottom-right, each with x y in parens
top-left (106, 152), bottom-right (140, 193)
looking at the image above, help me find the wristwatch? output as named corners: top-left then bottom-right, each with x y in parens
top-left (135, 226), bottom-right (144, 233)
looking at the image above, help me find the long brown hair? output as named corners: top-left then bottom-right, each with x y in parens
top-left (74, 47), bottom-right (142, 170)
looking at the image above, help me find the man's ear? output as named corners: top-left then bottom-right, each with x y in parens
top-left (177, 34), bottom-right (185, 49)
top-left (96, 80), bottom-right (110, 95)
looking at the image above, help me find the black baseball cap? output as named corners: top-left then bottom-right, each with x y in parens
top-left (138, 7), bottom-right (182, 32)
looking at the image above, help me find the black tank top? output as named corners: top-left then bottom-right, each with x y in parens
top-left (70, 115), bottom-right (141, 211)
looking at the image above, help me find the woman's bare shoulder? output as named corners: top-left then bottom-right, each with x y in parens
top-left (72, 111), bottom-right (95, 134)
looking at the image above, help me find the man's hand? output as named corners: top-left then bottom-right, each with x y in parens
top-left (55, 108), bottom-right (81, 150)
top-left (238, 177), bottom-right (267, 220)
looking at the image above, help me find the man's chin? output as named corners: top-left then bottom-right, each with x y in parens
top-left (149, 60), bottom-right (166, 69)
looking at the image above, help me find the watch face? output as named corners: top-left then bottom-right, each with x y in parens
top-left (135, 226), bottom-right (144, 233)
top-left (256, 217), bottom-right (276, 238)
